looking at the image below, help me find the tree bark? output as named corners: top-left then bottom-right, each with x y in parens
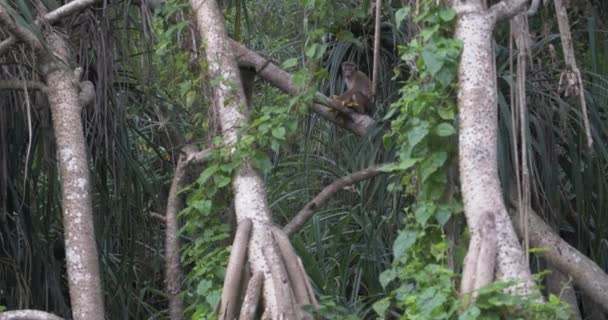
top-left (190, 0), bottom-right (314, 317)
top-left (545, 265), bottom-right (582, 320)
top-left (453, 0), bottom-right (537, 298)
top-left (41, 31), bottom-right (105, 320)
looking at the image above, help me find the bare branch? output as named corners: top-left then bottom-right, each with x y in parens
top-left (239, 271), bottom-right (263, 320)
top-left (283, 163), bottom-right (392, 237)
top-left (0, 79), bottom-right (47, 92)
top-left (0, 310), bottom-right (64, 320)
top-left (219, 218), bottom-right (253, 320)
top-left (488, 0), bottom-right (528, 23)
top-left (43, 0), bottom-right (99, 24)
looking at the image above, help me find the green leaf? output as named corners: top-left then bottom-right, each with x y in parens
top-left (459, 306), bottom-right (480, 320)
top-left (435, 123), bottom-right (456, 136)
top-left (420, 151), bottom-right (447, 183)
top-left (396, 7), bottom-right (410, 27)
top-left (196, 280), bottom-right (213, 295)
top-left (292, 71), bottom-right (308, 89)
top-left (198, 165), bottom-right (219, 185)
top-left (415, 203), bottom-right (436, 226)
top-left (393, 230), bottom-right (417, 261)
top-left (372, 297), bottom-right (391, 317)
top-left (206, 289), bottom-right (221, 309)
top-left (434, 207), bottom-right (451, 226)
top-left (282, 58), bottom-right (298, 69)
top-left (407, 121), bottom-right (430, 149)
top-left (381, 158), bottom-right (418, 172)
top-left (422, 46), bottom-right (443, 76)
top-left (305, 43), bottom-right (326, 60)
top-left (379, 269), bottom-right (397, 289)
top-left (439, 9), bottom-right (456, 22)
top-left (272, 127), bottom-right (286, 140)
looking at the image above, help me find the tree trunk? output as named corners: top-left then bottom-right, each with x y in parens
top-left (453, 0), bottom-right (537, 299)
top-left (190, 0), bottom-right (315, 318)
top-left (41, 31), bottom-right (105, 320)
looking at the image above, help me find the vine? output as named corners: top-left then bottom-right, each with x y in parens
top-left (377, 2), bottom-right (570, 319)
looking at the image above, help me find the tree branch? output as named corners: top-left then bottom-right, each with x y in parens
top-left (230, 40), bottom-right (375, 136)
top-left (42, 0), bottom-right (99, 24)
top-left (511, 206), bottom-right (608, 312)
top-left (283, 163), bottom-right (392, 237)
top-left (0, 79), bottom-right (47, 92)
top-left (488, 0), bottom-right (528, 23)
top-left (0, 310), bottom-right (64, 320)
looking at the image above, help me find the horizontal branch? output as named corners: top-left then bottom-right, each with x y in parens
top-left (283, 163), bottom-right (393, 237)
top-left (489, 0), bottom-right (528, 23)
top-left (0, 79), bottom-right (47, 92)
top-left (231, 40), bottom-right (374, 136)
top-left (0, 310), bottom-right (64, 320)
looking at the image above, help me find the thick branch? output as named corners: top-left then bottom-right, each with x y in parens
top-left (218, 218), bottom-right (253, 320)
top-left (511, 207), bottom-right (608, 312)
top-left (231, 40), bottom-right (374, 136)
top-left (488, 0), bottom-right (528, 23)
top-left (0, 310), bottom-right (64, 320)
top-left (0, 79), bottom-right (47, 92)
top-left (283, 163), bottom-right (391, 237)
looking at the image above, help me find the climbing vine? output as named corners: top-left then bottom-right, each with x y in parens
top-left (377, 2), bottom-right (570, 319)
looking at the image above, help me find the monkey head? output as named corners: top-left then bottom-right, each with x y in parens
top-left (342, 62), bottom-right (357, 80)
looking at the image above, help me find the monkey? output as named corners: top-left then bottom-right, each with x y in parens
top-left (334, 62), bottom-right (374, 115)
